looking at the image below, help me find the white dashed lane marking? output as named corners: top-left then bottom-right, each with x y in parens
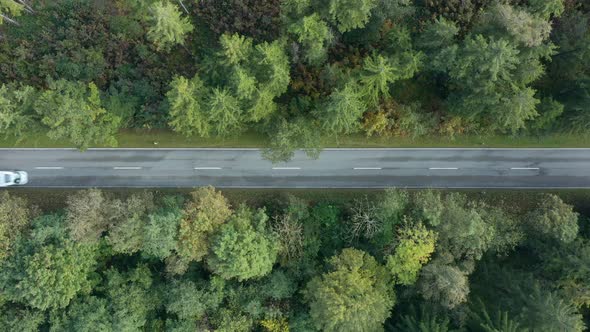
top-left (113, 166), bottom-right (142, 170)
top-left (35, 166), bottom-right (64, 170)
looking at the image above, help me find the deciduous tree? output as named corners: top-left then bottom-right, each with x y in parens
top-left (387, 223), bottom-right (437, 285)
top-left (208, 205), bottom-right (278, 281)
top-left (65, 189), bottom-right (108, 244)
top-left (0, 214), bottom-right (97, 311)
top-left (304, 248), bottom-right (395, 332)
top-left (526, 194), bottom-right (579, 243)
top-left (178, 186), bottom-right (232, 263)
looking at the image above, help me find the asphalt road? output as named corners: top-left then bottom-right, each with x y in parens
top-left (1, 148), bottom-right (590, 188)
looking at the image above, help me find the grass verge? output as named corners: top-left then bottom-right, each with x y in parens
top-left (1, 129), bottom-right (589, 148)
top-left (8, 188), bottom-right (590, 216)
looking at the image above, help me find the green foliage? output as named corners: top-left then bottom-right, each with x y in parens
top-left (478, 3), bottom-right (552, 48)
top-left (526, 194), bottom-right (579, 243)
top-left (142, 207), bottom-right (181, 259)
top-left (178, 186), bottom-right (232, 263)
top-left (166, 278), bottom-right (225, 320)
top-left (50, 296), bottom-right (112, 332)
top-left (207, 88), bottom-right (243, 137)
top-left (0, 0), bottom-right (24, 25)
top-left (319, 82), bottom-right (367, 135)
top-left (147, 1), bottom-right (194, 51)
top-left (167, 75), bottom-right (210, 137)
top-left (387, 223), bottom-right (437, 285)
top-left (34, 80), bottom-right (121, 149)
top-left (435, 193), bottom-right (495, 261)
top-left (0, 307), bottom-right (44, 332)
top-left (208, 205), bottom-right (278, 281)
top-left (106, 192), bottom-right (154, 255)
top-left (393, 305), bottom-right (451, 332)
top-left (417, 260), bottom-right (470, 309)
top-left (261, 117), bottom-right (321, 163)
top-left (305, 248), bottom-right (394, 332)
top-left (289, 13), bottom-right (333, 65)
top-left (417, 17), bottom-right (459, 51)
top-left (0, 84), bottom-right (37, 139)
top-left (103, 265), bottom-right (157, 331)
top-left (529, 0), bottom-right (565, 19)
top-left (0, 214), bottom-right (97, 311)
top-left (219, 33), bottom-right (253, 66)
top-left (1, 188), bottom-right (590, 331)
top-left (66, 189), bottom-right (108, 244)
top-left (0, 192), bottom-right (31, 261)
top-left (328, 0), bottom-right (377, 33)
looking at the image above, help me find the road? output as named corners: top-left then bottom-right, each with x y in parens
top-left (1, 148), bottom-right (590, 188)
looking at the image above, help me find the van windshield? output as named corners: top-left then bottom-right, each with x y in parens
top-left (4, 174), bottom-right (10, 183)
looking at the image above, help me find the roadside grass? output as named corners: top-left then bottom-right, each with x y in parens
top-left (9, 188), bottom-right (590, 217)
top-left (1, 129), bottom-right (589, 148)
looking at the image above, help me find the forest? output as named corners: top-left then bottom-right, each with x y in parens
top-left (0, 0), bottom-right (589, 159)
top-left (0, 188), bottom-right (588, 331)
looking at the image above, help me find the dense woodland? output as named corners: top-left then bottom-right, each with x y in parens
top-left (0, 188), bottom-right (588, 331)
top-left (0, 0), bottom-right (589, 158)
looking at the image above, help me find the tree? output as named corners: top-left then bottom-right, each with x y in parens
top-left (0, 84), bottom-right (37, 139)
top-left (393, 305), bottom-right (452, 332)
top-left (167, 75), bottom-right (210, 137)
top-left (65, 189), bottom-right (108, 244)
top-left (387, 223), bottom-right (437, 286)
top-left (319, 82), bottom-right (366, 135)
top-left (50, 296), bottom-right (112, 332)
top-left (103, 265), bottom-right (157, 331)
top-left (349, 196), bottom-right (382, 240)
top-left (529, 0), bottom-right (565, 19)
top-left (219, 33), bottom-right (253, 66)
top-left (328, 0), bottom-right (377, 33)
top-left (255, 40), bottom-right (290, 98)
top-left (34, 80), bottom-right (120, 150)
top-left (411, 190), bottom-right (444, 226)
top-left (0, 214), bottom-right (97, 311)
top-left (289, 13), bottom-right (333, 65)
top-left (262, 117), bottom-right (321, 163)
top-left (147, 1), bottom-right (194, 51)
top-left (196, 0), bottom-right (282, 41)
top-left (417, 17), bottom-right (459, 52)
top-left (435, 193), bottom-right (495, 262)
top-left (526, 194), bottom-right (579, 243)
top-left (0, 191), bottom-right (32, 261)
top-left (166, 278), bottom-right (225, 320)
top-left (272, 213), bottom-right (304, 266)
top-left (177, 186), bottom-right (232, 263)
top-left (0, 307), bottom-right (44, 332)
top-left (142, 208), bottom-right (181, 259)
top-left (478, 3), bottom-right (552, 48)
top-left (208, 205), bottom-right (278, 281)
top-left (0, 0), bottom-right (24, 25)
top-left (304, 248), bottom-right (395, 332)
top-left (541, 239), bottom-right (590, 308)
top-left (417, 260), bottom-right (469, 309)
top-left (206, 88), bottom-right (243, 137)
top-left (359, 54), bottom-right (399, 105)
top-left (106, 192), bottom-right (154, 254)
